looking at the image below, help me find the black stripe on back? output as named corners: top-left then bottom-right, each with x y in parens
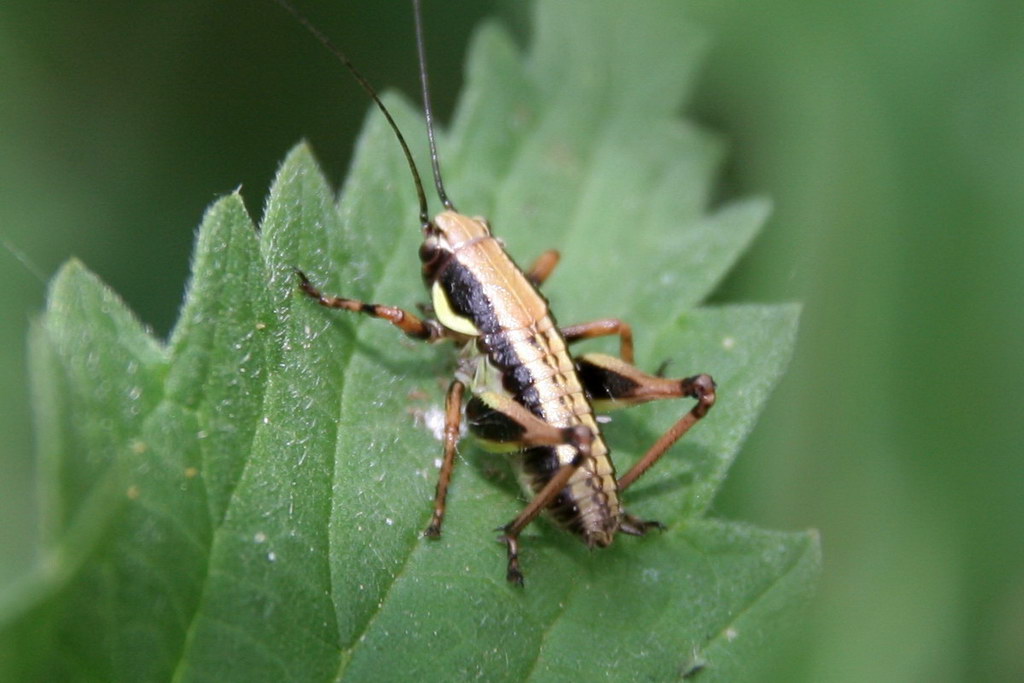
top-left (439, 260), bottom-right (501, 334)
top-left (478, 332), bottom-right (542, 412)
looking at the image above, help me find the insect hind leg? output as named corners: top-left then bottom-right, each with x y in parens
top-left (574, 353), bottom-right (716, 492)
top-left (465, 392), bottom-right (593, 585)
top-left (498, 448), bottom-right (587, 586)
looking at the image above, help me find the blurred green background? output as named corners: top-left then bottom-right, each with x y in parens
top-left (1, 1), bottom-right (1020, 680)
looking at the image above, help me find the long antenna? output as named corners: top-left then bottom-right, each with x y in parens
top-left (270, 0), bottom-right (432, 228)
top-left (412, 0), bottom-right (456, 211)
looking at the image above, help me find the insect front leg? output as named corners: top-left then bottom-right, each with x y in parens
top-left (296, 270), bottom-right (450, 341)
top-left (574, 353), bottom-right (716, 492)
top-left (465, 392), bottom-right (594, 585)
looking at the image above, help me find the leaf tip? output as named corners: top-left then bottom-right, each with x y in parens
top-left (281, 140), bottom-right (318, 170)
top-left (47, 258), bottom-right (97, 306)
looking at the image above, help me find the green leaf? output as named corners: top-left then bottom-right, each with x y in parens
top-left (1, 1), bottom-right (818, 680)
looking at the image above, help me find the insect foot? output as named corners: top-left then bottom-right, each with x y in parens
top-left (497, 531), bottom-right (525, 587)
top-left (618, 513), bottom-right (667, 537)
top-left (683, 374), bottom-right (717, 418)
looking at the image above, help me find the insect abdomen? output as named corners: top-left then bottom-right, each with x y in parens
top-left (482, 321), bottom-right (622, 546)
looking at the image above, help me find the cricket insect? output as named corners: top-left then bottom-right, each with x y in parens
top-left (278, 0), bottom-right (716, 585)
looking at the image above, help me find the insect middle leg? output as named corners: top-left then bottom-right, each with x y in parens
top-left (424, 379), bottom-right (466, 538)
top-left (464, 392), bottom-right (594, 585)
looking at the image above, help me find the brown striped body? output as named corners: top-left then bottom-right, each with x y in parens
top-left (288, 0), bottom-right (718, 584)
top-left (424, 211), bottom-right (622, 546)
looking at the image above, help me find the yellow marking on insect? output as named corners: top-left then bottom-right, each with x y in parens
top-left (431, 281), bottom-right (479, 336)
top-left (475, 439), bottom-right (526, 454)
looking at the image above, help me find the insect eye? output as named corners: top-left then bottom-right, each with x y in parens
top-left (420, 237), bottom-right (449, 284)
top-left (419, 238), bottom-right (440, 264)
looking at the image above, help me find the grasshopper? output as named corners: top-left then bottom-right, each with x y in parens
top-left (279, 0), bottom-right (716, 585)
